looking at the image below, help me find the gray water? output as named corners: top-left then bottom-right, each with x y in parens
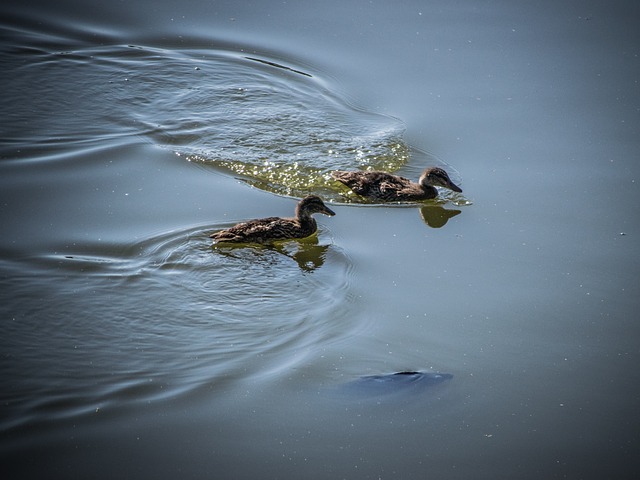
top-left (1, 1), bottom-right (639, 479)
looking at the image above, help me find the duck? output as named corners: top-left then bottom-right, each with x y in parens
top-left (331, 166), bottom-right (462, 202)
top-left (210, 195), bottom-right (336, 244)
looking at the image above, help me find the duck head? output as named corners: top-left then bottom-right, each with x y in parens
top-left (419, 167), bottom-right (462, 193)
top-left (297, 195), bottom-right (336, 217)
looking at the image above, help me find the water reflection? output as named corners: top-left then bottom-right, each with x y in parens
top-left (419, 205), bottom-right (461, 228)
top-left (273, 240), bottom-right (330, 272)
top-left (213, 236), bottom-right (331, 272)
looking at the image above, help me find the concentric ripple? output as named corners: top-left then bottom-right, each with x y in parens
top-left (0, 225), bottom-right (353, 432)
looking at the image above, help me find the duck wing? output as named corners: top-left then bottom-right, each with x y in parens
top-left (211, 217), bottom-right (298, 243)
top-left (333, 171), bottom-right (412, 198)
top-left (376, 174), bottom-right (413, 193)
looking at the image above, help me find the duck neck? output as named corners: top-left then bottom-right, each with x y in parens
top-left (296, 210), bottom-right (317, 234)
top-left (296, 206), bottom-right (313, 222)
top-left (419, 183), bottom-right (438, 199)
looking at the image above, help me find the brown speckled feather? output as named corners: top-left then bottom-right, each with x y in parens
top-left (210, 195), bottom-right (335, 244)
top-left (332, 167), bottom-right (461, 202)
top-left (211, 216), bottom-right (317, 243)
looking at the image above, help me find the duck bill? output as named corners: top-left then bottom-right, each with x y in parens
top-left (322, 206), bottom-right (336, 216)
top-left (448, 181), bottom-right (462, 193)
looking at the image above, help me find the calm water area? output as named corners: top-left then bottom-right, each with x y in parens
top-left (1, 0), bottom-right (639, 478)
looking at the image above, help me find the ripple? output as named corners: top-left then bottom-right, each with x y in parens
top-left (0, 225), bottom-right (354, 431)
top-left (1, 29), bottom-right (466, 203)
top-left (0, 27), bottom-right (462, 434)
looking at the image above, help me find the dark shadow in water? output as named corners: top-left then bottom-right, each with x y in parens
top-left (245, 56), bottom-right (313, 77)
top-left (342, 371), bottom-right (453, 395)
top-left (419, 205), bottom-right (462, 228)
top-left (212, 237), bottom-right (329, 272)
top-left (331, 371), bottom-right (453, 404)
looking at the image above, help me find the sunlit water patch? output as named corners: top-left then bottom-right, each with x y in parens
top-left (0, 225), bottom-right (353, 432)
top-left (1, 25), bottom-right (466, 205)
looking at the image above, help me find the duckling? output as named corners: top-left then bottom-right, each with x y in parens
top-left (210, 195), bottom-right (335, 244)
top-left (331, 166), bottom-right (462, 202)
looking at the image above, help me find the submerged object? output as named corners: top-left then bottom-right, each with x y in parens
top-left (332, 166), bottom-right (462, 202)
top-left (210, 195), bottom-right (335, 244)
top-left (341, 371), bottom-right (453, 397)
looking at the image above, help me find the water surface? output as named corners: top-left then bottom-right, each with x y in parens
top-left (2, 1), bottom-right (639, 479)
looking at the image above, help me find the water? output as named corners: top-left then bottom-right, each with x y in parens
top-left (2, 0), bottom-right (639, 479)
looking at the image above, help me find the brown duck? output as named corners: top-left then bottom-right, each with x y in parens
top-left (210, 195), bottom-right (335, 244)
top-left (331, 166), bottom-right (462, 202)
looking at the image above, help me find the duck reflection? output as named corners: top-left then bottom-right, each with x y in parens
top-left (212, 236), bottom-right (329, 272)
top-left (419, 205), bottom-right (461, 228)
top-left (272, 238), bottom-right (329, 272)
